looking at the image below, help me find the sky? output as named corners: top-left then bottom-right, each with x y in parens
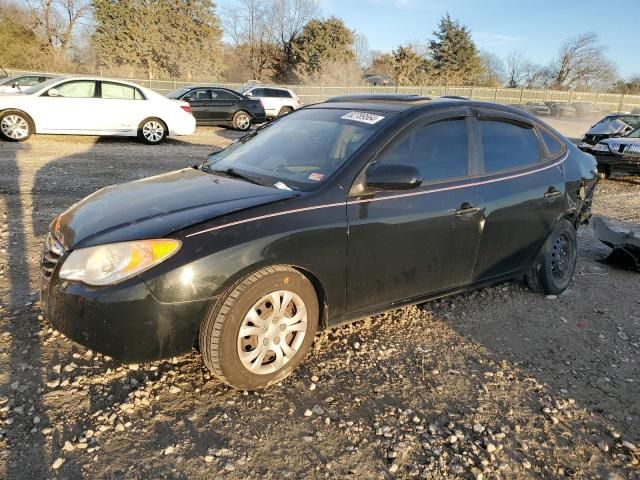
top-left (317, 0), bottom-right (639, 77)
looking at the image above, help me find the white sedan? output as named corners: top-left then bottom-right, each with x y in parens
top-left (0, 76), bottom-right (196, 144)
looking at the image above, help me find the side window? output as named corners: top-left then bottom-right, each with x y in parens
top-left (101, 82), bottom-right (140, 100)
top-left (264, 88), bottom-right (280, 97)
top-left (212, 89), bottom-right (238, 100)
top-left (540, 129), bottom-right (564, 157)
top-left (276, 89), bottom-right (292, 98)
top-left (193, 89), bottom-right (211, 100)
top-left (479, 119), bottom-right (541, 173)
top-left (51, 81), bottom-right (96, 98)
top-left (378, 118), bottom-right (470, 181)
top-left (16, 76), bottom-right (39, 86)
top-left (250, 88), bottom-right (264, 97)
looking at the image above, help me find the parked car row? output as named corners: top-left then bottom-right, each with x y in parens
top-left (0, 75), bottom-right (302, 143)
top-left (38, 93), bottom-right (599, 390)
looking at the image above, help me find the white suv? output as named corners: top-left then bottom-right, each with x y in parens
top-left (240, 86), bottom-right (300, 119)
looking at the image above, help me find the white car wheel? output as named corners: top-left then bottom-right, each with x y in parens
top-left (138, 119), bottom-right (166, 145)
top-left (0, 112), bottom-right (32, 142)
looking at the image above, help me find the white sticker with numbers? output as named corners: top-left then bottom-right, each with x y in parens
top-left (341, 111), bottom-right (385, 125)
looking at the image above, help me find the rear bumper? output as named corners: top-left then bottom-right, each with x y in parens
top-left (40, 272), bottom-right (210, 362)
top-left (169, 115), bottom-right (196, 136)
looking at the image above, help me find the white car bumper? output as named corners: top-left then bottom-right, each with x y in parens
top-left (169, 115), bottom-right (196, 136)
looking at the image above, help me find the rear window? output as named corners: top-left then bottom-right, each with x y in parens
top-left (479, 119), bottom-right (541, 173)
top-left (540, 129), bottom-right (564, 157)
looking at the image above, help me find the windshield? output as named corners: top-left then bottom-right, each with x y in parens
top-left (600, 115), bottom-right (640, 129)
top-left (206, 108), bottom-right (389, 191)
top-left (0, 77), bottom-right (12, 86)
top-left (167, 87), bottom-right (191, 99)
top-left (627, 128), bottom-right (640, 139)
top-left (23, 77), bottom-right (59, 95)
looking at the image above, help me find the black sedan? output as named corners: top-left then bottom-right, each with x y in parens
top-left (591, 127), bottom-right (640, 177)
top-left (167, 86), bottom-right (266, 131)
top-left (40, 95), bottom-right (598, 390)
top-left (545, 101), bottom-right (576, 117)
top-left (578, 114), bottom-right (640, 152)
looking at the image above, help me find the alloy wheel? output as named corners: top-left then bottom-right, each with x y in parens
top-left (237, 290), bottom-right (307, 375)
top-left (1, 115), bottom-right (29, 140)
top-left (236, 113), bottom-right (250, 131)
top-left (142, 120), bottom-right (164, 143)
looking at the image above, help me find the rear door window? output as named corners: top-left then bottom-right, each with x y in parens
top-left (101, 82), bottom-right (144, 100)
top-left (192, 89), bottom-right (211, 100)
top-left (212, 89), bottom-right (239, 100)
top-left (478, 119), bottom-right (541, 173)
top-left (378, 117), bottom-right (470, 181)
top-left (264, 88), bottom-right (280, 97)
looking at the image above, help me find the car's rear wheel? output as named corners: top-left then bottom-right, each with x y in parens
top-left (232, 111), bottom-right (251, 131)
top-left (138, 118), bottom-right (167, 145)
top-left (597, 164), bottom-right (611, 179)
top-left (278, 107), bottom-right (293, 117)
top-left (0, 110), bottom-right (33, 142)
top-left (199, 266), bottom-right (319, 390)
top-left (525, 219), bottom-right (577, 295)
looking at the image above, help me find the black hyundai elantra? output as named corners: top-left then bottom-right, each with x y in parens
top-left (41, 95), bottom-right (598, 390)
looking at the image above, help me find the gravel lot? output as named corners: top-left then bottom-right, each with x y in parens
top-left (1, 119), bottom-right (639, 479)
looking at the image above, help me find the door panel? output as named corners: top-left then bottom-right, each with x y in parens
top-left (210, 89), bottom-right (237, 121)
top-left (346, 114), bottom-right (483, 315)
top-left (185, 89), bottom-right (211, 123)
top-left (35, 81), bottom-right (99, 132)
top-left (471, 114), bottom-right (566, 280)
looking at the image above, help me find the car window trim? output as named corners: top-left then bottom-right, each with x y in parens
top-left (348, 107), bottom-right (474, 196)
top-left (535, 124), bottom-right (567, 160)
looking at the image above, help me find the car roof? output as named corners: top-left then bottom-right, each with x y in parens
top-left (49, 76), bottom-right (151, 90)
top-left (180, 85), bottom-right (239, 90)
top-left (314, 94), bottom-right (540, 118)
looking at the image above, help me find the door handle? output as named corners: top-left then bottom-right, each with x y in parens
top-left (544, 187), bottom-right (563, 199)
top-left (455, 203), bottom-right (481, 216)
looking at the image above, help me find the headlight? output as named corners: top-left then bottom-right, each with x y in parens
top-left (592, 143), bottom-right (610, 152)
top-left (59, 239), bottom-right (181, 286)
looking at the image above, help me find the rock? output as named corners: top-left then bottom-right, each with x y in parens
top-left (353, 342), bottom-right (361, 350)
top-left (597, 441), bottom-right (609, 452)
top-left (52, 458), bottom-right (65, 469)
top-left (164, 446), bottom-right (175, 455)
top-left (389, 463), bottom-right (398, 473)
top-left (473, 423), bottom-right (484, 434)
top-left (522, 460), bottom-right (531, 469)
top-left (204, 455), bottom-right (214, 463)
top-left (448, 435), bottom-right (458, 444)
top-left (486, 443), bottom-right (497, 453)
top-left (622, 440), bottom-right (637, 452)
top-left (169, 386), bottom-right (181, 394)
top-left (545, 295), bottom-right (557, 300)
top-left (312, 405), bottom-right (324, 415)
top-left (311, 375), bottom-right (319, 382)
top-left (303, 409), bottom-right (313, 417)
top-left (63, 441), bottom-right (74, 452)
top-left (46, 380), bottom-right (60, 388)
top-left (309, 383), bottom-right (316, 391)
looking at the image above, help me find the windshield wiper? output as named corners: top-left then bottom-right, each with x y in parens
top-left (210, 167), bottom-right (269, 187)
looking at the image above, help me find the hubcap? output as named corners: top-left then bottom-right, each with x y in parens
top-left (237, 290), bottom-right (307, 375)
top-left (236, 114), bottom-right (250, 130)
top-left (550, 233), bottom-right (572, 281)
top-left (142, 121), bottom-right (164, 142)
top-left (1, 115), bottom-right (29, 139)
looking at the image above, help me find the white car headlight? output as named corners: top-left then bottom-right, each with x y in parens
top-left (592, 142), bottom-right (610, 153)
top-left (59, 239), bottom-right (181, 286)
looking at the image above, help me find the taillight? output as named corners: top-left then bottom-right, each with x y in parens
top-left (180, 105), bottom-right (192, 114)
top-left (259, 100), bottom-right (264, 108)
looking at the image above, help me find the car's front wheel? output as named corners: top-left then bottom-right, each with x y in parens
top-left (138, 118), bottom-right (167, 145)
top-left (525, 219), bottom-right (577, 295)
top-left (0, 110), bottom-right (33, 142)
top-left (199, 266), bottom-right (319, 390)
top-left (232, 111), bottom-right (251, 131)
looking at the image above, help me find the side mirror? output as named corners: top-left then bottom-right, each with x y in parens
top-left (47, 88), bottom-right (60, 97)
top-left (183, 96), bottom-right (193, 102)
top-left (245, 91), bottom-right (253, 97)
top-left (366, 163), bottom-right (422, 190)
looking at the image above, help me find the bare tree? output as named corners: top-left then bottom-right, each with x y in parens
top-left (223, 0), bottom-right (276, 80)
top-left (504, 50), bottom-right (533, 88)
top-left (25, 0), bottom-right (90, 56)
top-left (271, 0), bottom-right (318, 81)
top-left (479, 50), bottom-right (505, 86)
top-left (552, 32), bottom-right (617, 90)
top-left (353, 32), bottom-right (371, 71)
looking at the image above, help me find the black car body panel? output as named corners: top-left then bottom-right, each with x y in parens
top-left (167, 86), bottom-right (266, 126)
top-left (41, 97), bottom-right (598, 361)
top-left (593, 136), bottom-right (640, 175)
top-left (579, 115), bottom-right (640, 152)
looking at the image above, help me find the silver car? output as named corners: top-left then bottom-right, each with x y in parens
top-left (239, 85), bottom-right (301, 119)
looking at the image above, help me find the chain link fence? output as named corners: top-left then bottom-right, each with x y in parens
top-left (6, 68), bottom-right (640, 113)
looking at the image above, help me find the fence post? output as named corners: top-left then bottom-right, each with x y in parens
top-left (543, 90), bottom-right (548, 102)
top-left (470, 86), bottom-right (474, 100)
top-left (618, 94), bottom-right (625, 112)
top-left (493, 88), bottom-right (497, 102)
top-left (568, 89), bottom-right (573, 103)
top-left (519, 88), bottom-right (524, 104)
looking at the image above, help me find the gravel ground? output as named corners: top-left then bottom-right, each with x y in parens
top-left (0, 122), bottom-right (639, 479)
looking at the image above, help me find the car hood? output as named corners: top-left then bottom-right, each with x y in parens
top-left (51, 168), bottom-right (298, 250)
top-left (586, 119), bottom-right (630, 135)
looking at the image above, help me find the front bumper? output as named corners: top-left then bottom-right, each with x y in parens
top-left (40, 269), bottom-right (210, 362)
top-left (594, 153), bottom-right (640, 174)
top-left (578, 142), bottom-right (594, 152)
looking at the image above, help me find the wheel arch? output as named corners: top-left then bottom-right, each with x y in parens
top-left (0, 108), bottom-right (37, 133)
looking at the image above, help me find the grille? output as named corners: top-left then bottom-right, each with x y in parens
top-left (41, 233), bottom-right (64, 281)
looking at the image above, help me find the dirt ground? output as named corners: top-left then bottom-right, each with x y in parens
top-left (0, 119), bottom-right (639, 480)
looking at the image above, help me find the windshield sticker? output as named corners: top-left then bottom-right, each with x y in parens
top-left (308, 172), bottom-right (325, 181)
top-left (341, 111), bottom-right (385, 125)
top-left (274, 181), bottom-right (293, 191)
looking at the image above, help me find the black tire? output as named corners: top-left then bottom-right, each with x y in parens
top-left (199, 265), bottom-right (319, 390)
top-left (0, 109), bottom-right (34, 142)
top-left (232, 111), bottom-right (251, 131)
top-left (278, 106), bottom-right (293, 117)
top-left (137, 117), bottom-right (167, 145)
top-left (525, 219), bottom-right (577, 295)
